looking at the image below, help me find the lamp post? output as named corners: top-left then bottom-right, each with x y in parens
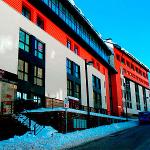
top-left (85, 59), bottom-right (93, 128)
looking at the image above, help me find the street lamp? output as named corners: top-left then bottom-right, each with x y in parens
top-left (85, 59), bottom-right (93, 128)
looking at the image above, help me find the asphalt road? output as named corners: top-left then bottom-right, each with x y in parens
top-left (69, 125), bottom-right (150, 150)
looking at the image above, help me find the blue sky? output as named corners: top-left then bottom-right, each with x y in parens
top-left (74, 0), bottom-right (150, 69)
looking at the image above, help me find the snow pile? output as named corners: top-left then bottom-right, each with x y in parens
top-left (0, 121), bottom-right (138, 150)
top-left (68, 0), bottom-right (76, 6)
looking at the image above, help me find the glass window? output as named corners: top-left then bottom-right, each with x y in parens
top-left (17, 92), bottom-right (22, 99)
top-left (35, 39), bottom-right (44, 59)
top-left (74, 83), bottom-right (80, 99)
top-left (74, 64), bottom-right (80, 78)
top-left (19, 29), bottom-right (30, 52)
top-left (22, 6), bottom-right (31, 20)
top-left (18, 59), bottom-right (28, 81)
top-left (34, 66), bottom-right (43, 86)
top-left (67, 79), bottom-right (73, 96)
top-left (66, 59), bottom-right (72, 75)
top-left (74, 45), bottom-right (78, 55)
top-left (67, 39), bottom-right (71, 49)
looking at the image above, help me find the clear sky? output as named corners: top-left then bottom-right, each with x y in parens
top-left (74, 0), bottom-right (150, 69)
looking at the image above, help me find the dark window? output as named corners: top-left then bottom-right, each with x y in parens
top-left (67, 79), bottom-right (73, 97)
top-left (124, 78), bottom-right (132, 108)
top-left (66, 58), bottom-right (81, 99)
top-left (116, 54), bottom-right (120, 61)
top-left (74, 45), bottom-right (78, 54)
top-left (19, 29), bottom-right (30, 52)
top-left (92, 75), bottom-right (102, 109)
top-left (92, 75), bottom-right (101, 89)
top-left (136, 67), bottom-right (139, 73)
top-left (18, 59), bottom-right (28, 81)
top-left (34, 66), bottom-right (43, 86)
top-left (35, 39), bottom-right (44, 59)
top-left (66, 59), bottom-right (72, 75)
top-left (143, 87), bottom-right (147, 111)
top-left (66, 59), bottom-right (80, 78)
top-left (22, 6), bottom-right (31, 20)
top-left (37, 16), bottom-right (44, 29)
top-left (121, 57), bottom-right (125, 64)
top-left (67, 39), bottom-right (71, 49)
top-left (131, 64), bottom-right (134, 71)
top-left (135, 83), bottom-right (141, 110)
top-left (74, 64), bottom-right (80, 78)
top-left (74, 83), bottom-right (80, 99)
top-left (126, 61), bottom-right (130, 67)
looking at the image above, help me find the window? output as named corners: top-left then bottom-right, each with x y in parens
top-left (92, 75), bottom-right (101, 89)
top-left (35, 39), bottom-right (44, 59)
top-left (67, 79), bottom-right (73, 96)
top-left (22, 6), bottom-right (31, 20)
top-left (66, 59), bottom-right (81, 99)
top-left (74, 45), bottom-right (78, 54)
top-left (92, 75), bottom-right (102, 109)
top-left (74, 64), bottom-right (80, 78)
top-left (136, 67), bottom-right (139, 73)
top-left (17, 91), bottom-right (27, 100)
top-left (126, 61), bottom-right (130, 67)
top-left (66, 59), bottom-right (80, 78)
top-left (116, 54), bottom-right (120, 61)
top-left (66, 59), bottom-right (72, 75)
top-left (121, 57), bottom-right (125, 64)
top-left (18, 59), bottom-right (28, 81)
top-left (135, 83), bottom-right (141, 110)
top-left (67, 39), bottom-right (71, 49)
top-left (37, 16), bottom-right (44, 29)
top-left (34, 66), bottom-right (43, 86)
top-left (143, 87), bottom-right (147, 111)
top-left (74, 83), bottom-right (80, 99)
top-left (124, 78), bottom-right (132, 108)
top-left (19, 29), bottom-right (30, 52)
top-left (131, 64), bottom-right (134, 71)
top-left (33, 96), bottom-right (41, 104)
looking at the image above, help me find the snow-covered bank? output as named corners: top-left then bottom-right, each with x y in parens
top-left (0, 121), bottom-right (138, 150)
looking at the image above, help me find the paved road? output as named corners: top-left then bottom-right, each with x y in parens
top-left (70, 125), bottom-right (150, 150)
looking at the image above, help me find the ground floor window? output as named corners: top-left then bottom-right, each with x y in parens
top-left (67, 79), bottom-right (81, 99)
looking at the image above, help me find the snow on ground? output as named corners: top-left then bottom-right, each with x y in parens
top-left (0, 121), bottom-right (138, 150)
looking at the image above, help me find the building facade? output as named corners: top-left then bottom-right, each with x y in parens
top-left (106, 39), bottom-right (150, 117)
top-left (0, 0), bottom-right (149, 117)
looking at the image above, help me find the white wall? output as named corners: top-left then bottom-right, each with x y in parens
top-left (0, 1), bottom-right (19, 74)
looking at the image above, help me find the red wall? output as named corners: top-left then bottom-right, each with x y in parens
top-left (3, 0), bottom-right (111, 114)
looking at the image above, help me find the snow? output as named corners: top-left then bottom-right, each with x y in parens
top-left (0, 121), bottom-right (138, 150)
top-left (68, 0), bottom-right (76, 6)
